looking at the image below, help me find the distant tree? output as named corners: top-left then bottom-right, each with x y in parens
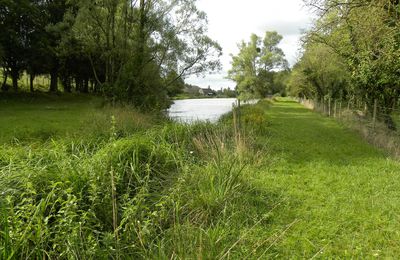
top-left (216, 87), bottom-right (237, 98)
top-left (272, 70), bottom-right (290, 96)
top-left (288, 43), bottom-right (349, 100)
top-left (25, 1), bottom-right (50, 92)
top-left (0, 44), bottom-right (3, 63)
top-left (0, 0), bottom-right (221, 110)
top-left (228, 31), bottom-right (287, 100)
top-left (0, 0), bottom-right (36, 91)
top-left (0, 43), bottom-right (5, 89)
top-left (42, 0), bottom-right (72, 92)
top-left (184, 84), bottom-right (201, 97)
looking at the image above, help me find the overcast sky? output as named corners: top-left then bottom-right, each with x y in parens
top-left (186, 0), bottom-right (315, 89)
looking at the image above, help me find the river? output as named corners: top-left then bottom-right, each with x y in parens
top-left (168, 98), bottom-right (237, 123)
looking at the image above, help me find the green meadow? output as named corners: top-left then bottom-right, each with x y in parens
top-left (2, 96), bottom-right (400, 258)
top-left (253, 99), bottom-right (400, 258)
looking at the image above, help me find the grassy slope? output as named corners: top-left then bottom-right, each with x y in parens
top-left (256, 99), bottom-right (400, 258)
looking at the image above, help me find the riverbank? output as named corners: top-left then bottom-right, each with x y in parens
top-left (253, 99), bottom-right (400, 258)
top-left (4, 97), bottom-right (397, 258)
top-left (0, 95), bottom-right (271, 258)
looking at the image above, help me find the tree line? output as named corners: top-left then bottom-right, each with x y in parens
top-left (0, 0), bottom-right (222, 109)
top-left (289, 0), bottom-right (400, 129)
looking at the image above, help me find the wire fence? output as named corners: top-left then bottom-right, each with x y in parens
top-left (298, 97), bottom-right (400, 132)
top-left (297, 97), bottom-right (400, 158)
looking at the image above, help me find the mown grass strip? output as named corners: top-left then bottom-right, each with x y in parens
top-left (255, 99), bottom-right (400, 258)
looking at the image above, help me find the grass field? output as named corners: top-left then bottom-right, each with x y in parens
top-left (0, 94), bottom-right (101, 143)
top-left (0, 93), bottom-right (161, 144)
top-left (2, 96), bottom-right (400, 258)
top-left (254, 99), bottom-right (400, 258)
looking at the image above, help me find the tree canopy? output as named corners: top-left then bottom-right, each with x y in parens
top-left (290, 0), bottom-right (400, 128)
top-left (291, 0), bottom-right (400, 124)
top-left (228, 31), bottom-right (288, 100)
top-left (0, 0), bottom-right (222, 109)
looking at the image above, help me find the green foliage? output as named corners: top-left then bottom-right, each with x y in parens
top-left (72, 0), bottom-right (221, 107)
top-left (228, 32), bottom-right (287, 100)
top-left (0, 0), bottom-right (221, 109)
top-left (165, 70), bottom-right (185, 97)
top-left (288, 43), bottom-right (349, 99)
top-left (216, 87), bottom-right (237, 98)
top-left (300, 0), bottom-right (400, 128)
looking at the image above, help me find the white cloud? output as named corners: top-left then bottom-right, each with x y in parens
top-left (186, 0), bottom-right (315, 89)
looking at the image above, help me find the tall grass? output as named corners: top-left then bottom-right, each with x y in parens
top-left (0, 99), bottom-right (272, 258)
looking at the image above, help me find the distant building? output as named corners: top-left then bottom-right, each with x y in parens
top-left (199, 86), bottom-right (216, 96)
top-left (184, 84), bottom-right (201, 95)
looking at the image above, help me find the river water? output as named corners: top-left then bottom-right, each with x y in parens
top-left (168, 98), bottom-right (237, 123)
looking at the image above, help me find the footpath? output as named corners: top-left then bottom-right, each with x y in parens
top-left (256, 99), bottom-right (400, 258)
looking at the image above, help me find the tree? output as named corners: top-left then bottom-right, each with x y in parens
top-left (73, 0), bottom-right (222, 109)
top-left (288, 42), bottom-right (349, 100)
top-left (42, 0), bottom-right (73, 92)
top-left (303, 0), bottom-right (400, 129)
top-left (228, 31), bottom-right (287, 100)
top-left (0, 0), bottom-right (37, 92)
top-left (0, 0), bottom-right (221, 110)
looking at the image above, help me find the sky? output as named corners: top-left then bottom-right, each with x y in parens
top-left (186, 0), bottom-right (315, 90)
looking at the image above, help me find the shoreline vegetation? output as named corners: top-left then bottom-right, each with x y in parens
top-left (0, 93), bottom-right (271, 258)
top-left (3, 95), bottom-right (400, 258)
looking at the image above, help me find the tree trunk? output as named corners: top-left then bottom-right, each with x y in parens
top-left (82, 78), bottom-right (89, 93)
top-left (62, 77), bottom-right (72, 93)
top-left (1, 69), bottom-right (8, 91)
top-left (49, 68), bottom-right (58, 92)
top-left (30, 74), bottom-right (35, 92)
top-left (11, 69), bottom-right (18, 92)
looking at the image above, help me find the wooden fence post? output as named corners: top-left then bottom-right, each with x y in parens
top-left (372, 99), bottom-right (377, 129)
top-left (237, 99), bottom-right (241, 131)
top-left (233, 102), bottom-right (238, 140)
top-left (339, 101), bottom-right (342, 119)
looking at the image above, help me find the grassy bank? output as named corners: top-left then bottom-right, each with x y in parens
top-left (4, 96), bottom-right (399, 258)
top-left (0, 94), bottom-right (272, 258)
top-left (254, 99), bottom-right (400, 258)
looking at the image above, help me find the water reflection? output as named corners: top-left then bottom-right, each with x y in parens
top-left (168, 98), bottom-right (237, 123)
